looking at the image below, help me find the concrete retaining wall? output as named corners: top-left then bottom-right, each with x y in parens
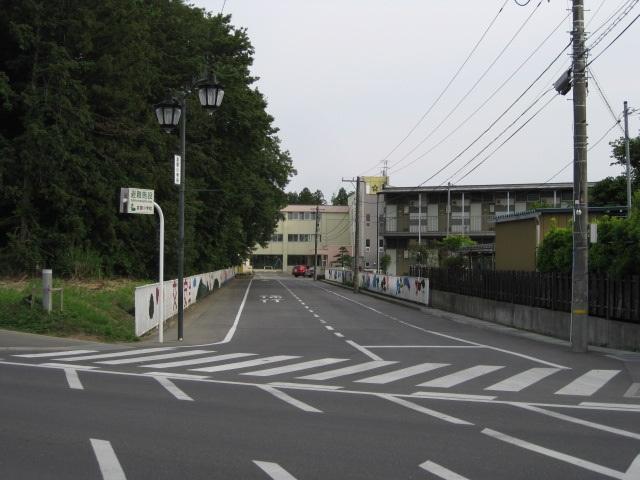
top-left (431, 289), bottom-right (640, 351)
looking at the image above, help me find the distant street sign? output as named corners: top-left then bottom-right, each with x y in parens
top-left (119, 187), bottom-right (155, 215)
top-left (174, 155), bottom-right (181, 185)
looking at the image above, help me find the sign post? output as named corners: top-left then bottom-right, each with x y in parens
top-left (120, 188), bottom-right (165, 342)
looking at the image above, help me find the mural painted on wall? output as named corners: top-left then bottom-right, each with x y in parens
top-left (359, 272), bottom-right (429, 306)
top-left (135, 268), bottom-right (236, 337)
top-left (326, 268), bottom-right (353, 284)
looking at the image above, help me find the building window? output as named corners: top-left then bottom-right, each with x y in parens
top-left (287, 255), bottom-right (307, 266)
top-left (365, 214), bottom-right (371, 222)
top-left (270, 234), bottom-right (283, 242)
top-left (287, 233), bottom-right (313, 242)
top-left (379, 239), bottom-right (384, 247)
top-left (365, 239), bottom-right (370, 247)
top-left (287, 211), bottom-right (317, 221)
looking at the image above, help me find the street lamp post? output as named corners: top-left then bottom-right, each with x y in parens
top-left (154, 76), bottom-right (224, 341)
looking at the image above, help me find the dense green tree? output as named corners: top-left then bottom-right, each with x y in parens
top-left (0, 1), bottom-right (295, 277)
top-left (590, 176), bottom-right (632, 206)
top-left (331, 187), bottom-right (349, 206)
top-left (536, 226), bottom-right (573, 273)
top-left (286, 187), bottom-right (324, 205)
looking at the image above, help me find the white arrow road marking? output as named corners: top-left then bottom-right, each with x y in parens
top-left (14, 349), bottom-right (97, 358)
top-left (378, 394), bottom-right (473, 425)
top-left (64, 368), bottom-right (83, 390)
top-left (155, 377), bottom-right (193, 401)
top-left (482, 428), bottom-right (640, 480)
top-left (253, 461), bottom-right (298, 480)
top-left (259, 386), bottom-right (322, 413)
top-left (90, 439), bottom-right (126, 480)
top-left (419, 460), bottom-right (470, 479)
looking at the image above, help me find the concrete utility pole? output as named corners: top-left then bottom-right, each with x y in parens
top-left (177, 95), bottom-right (187, 342)
top-left (314, 204), bottom-right (320, 280)
top-left (353, 177), bottom-right (361, 293)
top-left (624, 101), bottom-right (632, 216)
top-left (570, 0), bottom-right (589, 353)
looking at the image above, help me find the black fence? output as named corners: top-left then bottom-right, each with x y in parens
top-left (410, 266), bottom-right (640, 324)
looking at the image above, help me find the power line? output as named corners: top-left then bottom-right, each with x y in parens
top-left (408, 42), bottom-right (570, 186)
top-left (390, 10), bottom-right (569, 176)
top-left (440, 88), bottom-right (554, 185)
top-left (588, 0), bottom-right (638, 49)
top-left (590, 67), bottom-right (626, 134)
top-left (453, 93), bottom-right (558, 184)
top-left (363, 0), bottom-right (510, 175)
top-left (587, 13), bottom-right (640, 66)
top-left (387, 0), bottom-right (545, 173)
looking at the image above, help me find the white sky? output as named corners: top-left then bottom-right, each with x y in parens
top-left (193, 0), bottom-right (639, 200)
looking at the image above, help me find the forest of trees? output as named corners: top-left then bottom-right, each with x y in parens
top-left (0, 1), bottom-right (295, 278)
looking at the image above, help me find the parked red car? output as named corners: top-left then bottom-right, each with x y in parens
top-left (292, 265), bottom-right (307, 277)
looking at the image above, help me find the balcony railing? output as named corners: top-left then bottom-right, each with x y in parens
top-left (383, 215), bottom-right (495, 235)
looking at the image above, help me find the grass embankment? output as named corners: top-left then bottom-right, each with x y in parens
top-left (0, 278), bottom-right (149, 342)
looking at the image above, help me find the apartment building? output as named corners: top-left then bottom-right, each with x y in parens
top-left (379, 182), bottom-right (577, 275)
top-left (251, 205), bottom-right (352, 273)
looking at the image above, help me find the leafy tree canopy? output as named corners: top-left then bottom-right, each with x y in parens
top-left (286, 187), bottom-right (325, 205)
top-left (0, 0), bottom-right (295, 277)
top-left (331, 187), bottom-right (350, 206)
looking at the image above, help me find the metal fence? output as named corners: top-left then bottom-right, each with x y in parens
top-left (410, 267), bottom-right (640, 324)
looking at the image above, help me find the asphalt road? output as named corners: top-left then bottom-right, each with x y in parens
top-left (1, 272), bottom-right (639, 479)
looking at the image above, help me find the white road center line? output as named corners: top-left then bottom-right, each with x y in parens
top-left (345, 340), bottom-right (384, 361)
top-left (419, 460), bottom-right (470, 479)
top-left (325, 326), bottom-right (334, 331)
top-left (378, 394), bottom-right (473, 425)
top-left (64, 369), bottom-right (83, 390)
top-left (191, 355), bottom-right (300, 373)
top-left (555, 370), bottom-right (621, 396)
top-left (143, 353), bottom-right (256, 369)
top-left (334, 333), bottom-right (345, 338)
top-left (362, 345), bottom-right (482, 349)
top-left (97, 350), bottom-right (213, 365)
top-left (90, 439), bottom-right (127, 480)
top-left (215, 277), bottom-right (253, 345)
top-left (155, 376), bottom-right (193, 401)
top-left (253, 460), bottom-right (298, 480)
top-left (482, 427), bottom-right (639, 480)
top-left (15, 349), bottom-right (97, 358)
top-left (57, 347), bottom-right (174, 362)
top-left (298, 360), bottom-right (397, 381)
top-left (242, 358), bottom-right (349, 377)
top-left (485, 368), bottom-right (561, 392)
top-left (259, 385), bottom-right (322, 413)
top-left (357, 363), bottom-right (449, 385)
top-left (417, 365), bottom-right (504, 388)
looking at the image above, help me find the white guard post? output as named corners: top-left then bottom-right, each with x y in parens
top-left (154, 202), bottom-right (165, 343)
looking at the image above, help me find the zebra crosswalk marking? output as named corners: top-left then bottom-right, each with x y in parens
top-left (98, 350), bottom-right (213, 365)
top-left (14, 350), bottom-right (97, 358)
top-left (356, 363), bottom-right (449, 385)
top-left (416, 365), bottom-right (504, 388)
top-left (191, 355), bottom-right (300, 373)
top-left (142, 353), bottom-right (256, 369)
top-left (298, 360), bottom-right (397, 381)
top-left (555, 370), bottom-right (621, 396)
top-left (56, 347), bottom-right (174, 362)
top-left (242, 358), bottom-right (349, 377)
top-left (485, 368), bottom-right (561, 392)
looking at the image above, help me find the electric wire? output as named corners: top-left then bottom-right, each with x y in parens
top-left (452, 93), bottom-right (559, 184)
top-left (590, 67), bottom-right (626, 134)
top-left (389, 10), bottom-right (569, 176)
top-left (408, 42), bottom-right (570, 187)
top-left (587, 0), bottom-right (638, 50)
top-left (587, 13), bottom-right (640, 66)
top-left (386, 0), bottom-right (545, 173)
top-left (440, 88), bottom-right (555, 185)
top-left (361, 0), bottom-right (510, 175)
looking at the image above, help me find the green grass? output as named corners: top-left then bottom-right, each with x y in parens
top-left (0, 278), bottom-right (150, 342)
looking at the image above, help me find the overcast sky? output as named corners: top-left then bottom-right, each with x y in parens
top-left (193, 0), bottom-right (638, 200)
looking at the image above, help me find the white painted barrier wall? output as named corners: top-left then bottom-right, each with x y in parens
top-left (326, 268), bottom-right (353, 284)
top-left (358, 272), bottom-right (429, 306)
top-left (134, 268), bottom-right (235, 337)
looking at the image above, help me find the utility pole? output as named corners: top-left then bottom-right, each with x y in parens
top-left (570, 0), bottom-right (589, 353)
top-left (624, 101), bottom-right (632, 216)
top-left (342, 176), bottom-right (361, 292)
top-left (314, 204), bottom-right (320, 280)
top-left (353, 176), bottom-right (361, 293)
